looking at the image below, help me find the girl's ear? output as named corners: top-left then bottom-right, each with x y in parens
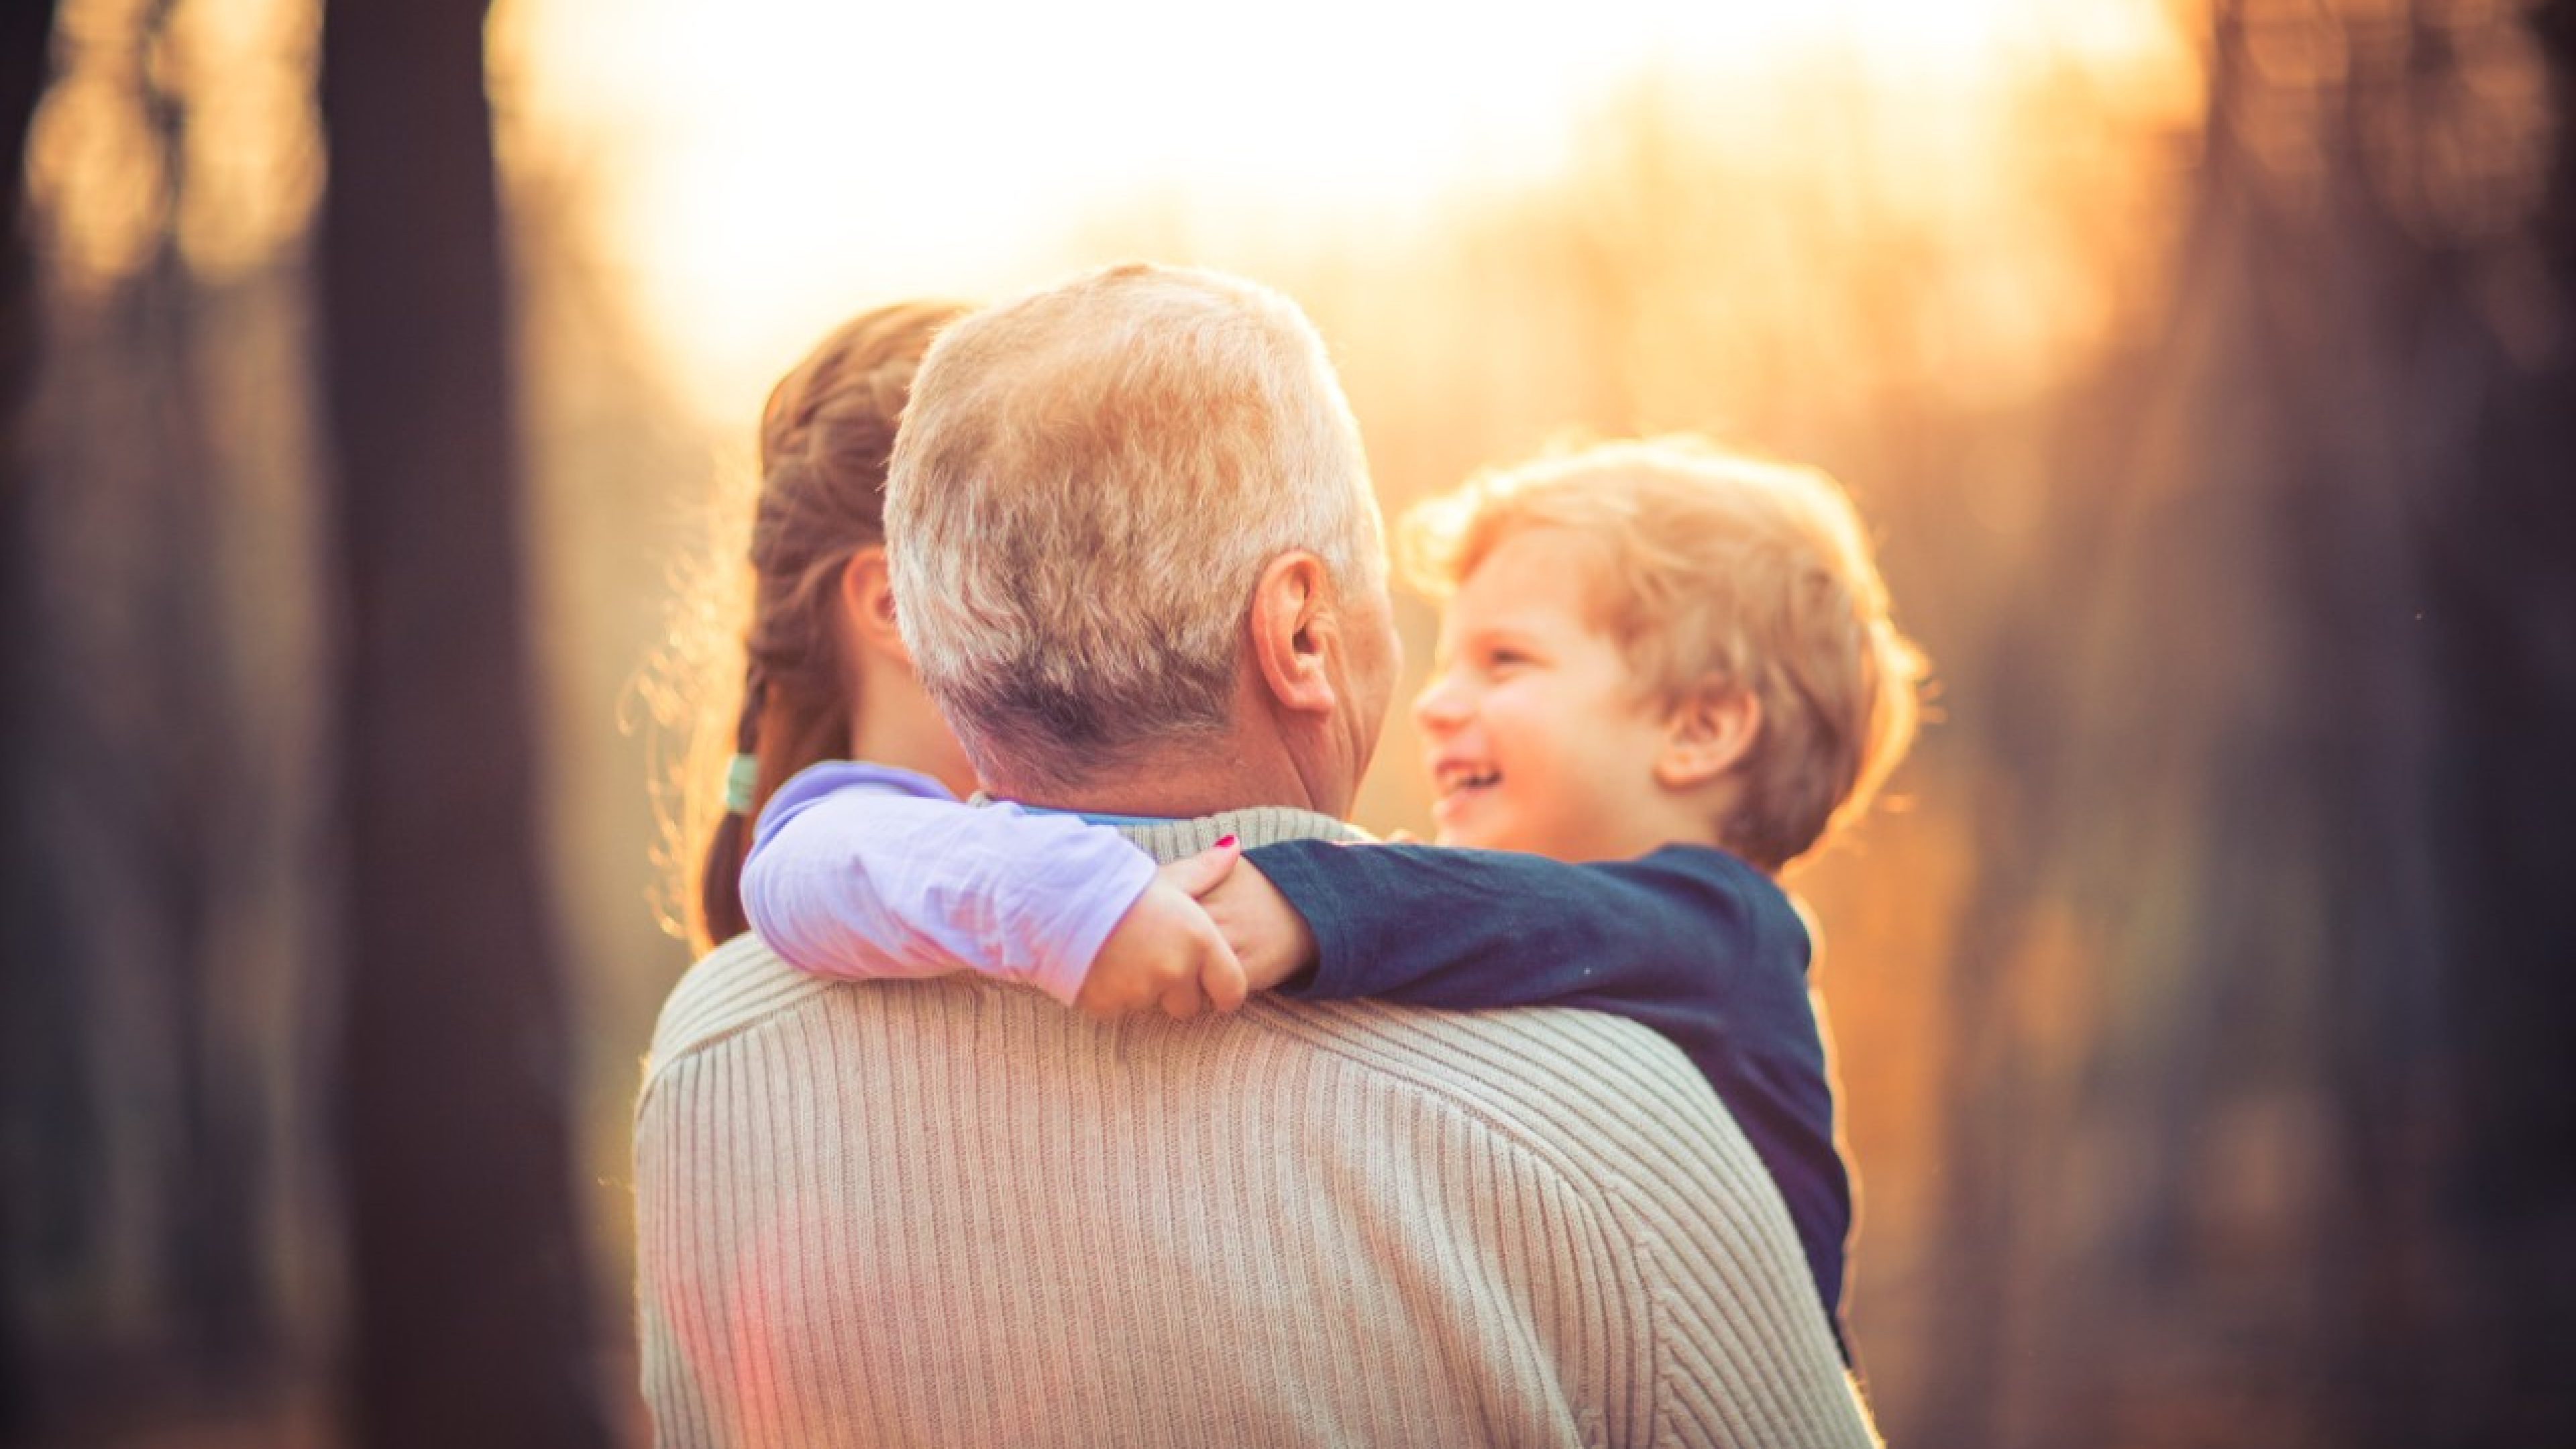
top-left (837, 545), bottom-right (913, 666)
top-left (1654, 681), bottom-right (1760, 790)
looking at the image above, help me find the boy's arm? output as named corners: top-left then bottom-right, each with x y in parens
top-left (741, 762), bottom-right (1160, 1006)
top-left (1234, 841), bottom-right (1805, 1040)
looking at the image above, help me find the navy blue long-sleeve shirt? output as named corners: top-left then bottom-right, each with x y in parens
top-left (1248, 839), bottom-right (1852, 1351)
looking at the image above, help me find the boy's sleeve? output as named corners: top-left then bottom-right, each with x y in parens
top-left (741, 762), bottom-right (1157, 1005)
top-left (1244, 841), bottom-right (1803, 1046)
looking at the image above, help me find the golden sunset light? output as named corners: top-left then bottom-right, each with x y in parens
top-left (13, 0), bottom-right (2573, 1444)
top-left (493, 0), bottom-right (2197, 422)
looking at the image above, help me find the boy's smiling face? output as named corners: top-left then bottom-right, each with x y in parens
top-left (1413, 526), bottom-right (1715, 862)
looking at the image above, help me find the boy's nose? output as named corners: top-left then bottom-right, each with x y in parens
top-left (1411, 672), bottom-right (1470, 733)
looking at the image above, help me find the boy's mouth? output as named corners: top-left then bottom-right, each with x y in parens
top-left (1432, 761), bottom-right (1501, 800)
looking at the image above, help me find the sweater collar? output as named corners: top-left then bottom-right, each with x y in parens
top-left (995, 797), bottom-right (1368, 865)
top-left (1098, 805), bottom-right (1368, 864)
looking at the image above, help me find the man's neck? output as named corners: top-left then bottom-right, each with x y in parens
top-left (990, 729), bottom-right (1334, 822)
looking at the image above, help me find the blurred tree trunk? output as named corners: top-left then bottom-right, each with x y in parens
top-left (2406, 0), bottom-right (2576, 1425)
top-left (317, 3), bottom-right (608, 1445)
top-left (1917, 1), bottom-right (2576, 1443)
top-left (124, 0), bottom-right (268, 1378)
top-left (0, 2), bottom-right (60, 1437)
top-left (4, 1), bottom-right (318, 1433)
top-left (2200, 0), bottom-right (2576, 1435)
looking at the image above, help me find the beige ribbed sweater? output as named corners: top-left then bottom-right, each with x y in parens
top-left (635, 806), bottom-right (1877, 1448)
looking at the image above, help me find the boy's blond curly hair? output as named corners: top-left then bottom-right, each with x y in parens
top-left (1401, 437), bottom-right (1927, 871)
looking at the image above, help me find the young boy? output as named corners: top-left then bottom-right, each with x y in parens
top-left (742, 437), bottom-right (1925, 1356)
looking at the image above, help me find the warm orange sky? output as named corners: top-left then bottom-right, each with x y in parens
top-left (490, 0), bottom-right (2196, 426)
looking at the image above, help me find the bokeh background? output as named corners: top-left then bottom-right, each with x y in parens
top-left (5, 0), bottom-right (2573, 1445)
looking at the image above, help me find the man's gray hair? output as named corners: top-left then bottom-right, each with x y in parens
top-left (884, 263), bottom-right (1385, 790)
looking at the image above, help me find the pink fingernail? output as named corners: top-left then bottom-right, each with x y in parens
top-left (1215, 835), bottom-right (1238, 850)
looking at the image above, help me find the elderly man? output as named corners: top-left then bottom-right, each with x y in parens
top-left (635, 264), bottom-right (1878, 1447)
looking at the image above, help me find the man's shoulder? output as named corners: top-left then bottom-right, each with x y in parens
top-left (1243, 998), bottom-right (1771, 1202)
top-left (642, 932), bottom-right (835, 1081)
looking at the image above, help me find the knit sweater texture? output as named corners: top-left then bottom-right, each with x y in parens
top-left (635, 805), bottom-right (1877, 1448)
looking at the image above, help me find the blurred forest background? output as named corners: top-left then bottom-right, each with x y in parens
top-left (3, 0), bottom-right (2573, 1445)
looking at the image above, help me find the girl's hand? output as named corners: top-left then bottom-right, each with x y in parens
top-left (1075, 838), bottom-right (1249, 1021)
top-left (1199, 857), bottom-right (1318, 994)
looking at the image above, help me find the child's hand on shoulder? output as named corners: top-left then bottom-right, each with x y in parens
top-left (1076, 838), bottom-right (1250, 1022)
top-left (1198, 854), bottom-right (1318, 995)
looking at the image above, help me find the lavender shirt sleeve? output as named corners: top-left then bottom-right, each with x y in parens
top-left (739, 761), bottom-right (1157, 1006)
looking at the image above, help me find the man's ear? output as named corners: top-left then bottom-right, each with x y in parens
top-left (837, 545), bottom-right (913, 667)
top-left (1655, 681), bottom-right (1760, 789)
top-left (1248, 551), bottom-right (1336, 716)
